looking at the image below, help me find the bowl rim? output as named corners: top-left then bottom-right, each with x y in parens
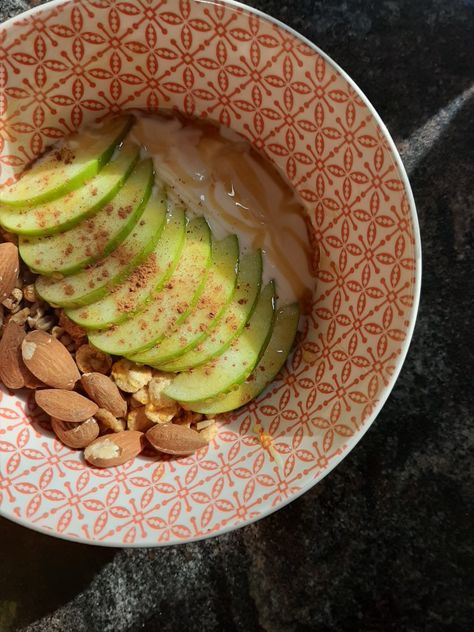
top-left (0, 0), bottom-right (421, 548)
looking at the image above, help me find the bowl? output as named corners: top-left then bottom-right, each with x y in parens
top-left (0, 0), bottom-right (420, 546)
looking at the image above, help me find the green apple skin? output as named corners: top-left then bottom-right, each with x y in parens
top-left (130, 234), bottom-right (239, 366)
top-left (163, 282), bottom-right (276, 404)
top-left (0, 139), bottom-right (140, 237)
top-left (188, 303), bottom-right (300, 414)
top-left (88, 216), bottom-right (212, 356)
top-left (0, 116), bottom-right (133, 207)
top-left (19, 159), bottom-right (154, 276)
top-left (159, 251), bottom-right (263, 373)
top-left (35, 189), bottom-right (167, 308)
top-left (65, 203), bottom-right (187, 329)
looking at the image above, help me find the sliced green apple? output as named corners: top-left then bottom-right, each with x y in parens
top-left (159, 251), bottom-right (262, 373)
top-left (89, 217), bottom-right (212, 356)
top-left (19, 159), bottom-right (153, 276)
top-left (35, 190), bottom-right (167, 308)
top-left (0, 116), bottom-right (133, 207)
top-left (188, 303), bottom-right (300, 414)
top-left (0, 139), bottom-right (140, 236)
top-left (163, 282), bottom-right (276, 404)
top-left (130, 234), bottom-right (239, 366)
top-left (65, 202), bottom-right (186, 329)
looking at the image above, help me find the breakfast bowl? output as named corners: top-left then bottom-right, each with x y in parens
top-left (0, 0), bottom-right (420, 546)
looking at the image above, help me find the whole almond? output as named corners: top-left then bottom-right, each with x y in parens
top-left (84, 430), bottom-right (144, 468)
top-left (0, 320), bottom-right (36, 389)
top-left (81, 372), bottom-right (127, 417)
top-left (35, 389), bottom-right (98, 422)
top-left (146, 423), bottom-right (207, 456)
top-left (22, 330), bottom-right (80, 389)
top-left (51, 416), bottom-right (99, 449)
top-left (0, 242), bottom-right (19, 300)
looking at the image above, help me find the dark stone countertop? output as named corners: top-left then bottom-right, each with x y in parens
top-left (1, 1), bottom-right (473, 631)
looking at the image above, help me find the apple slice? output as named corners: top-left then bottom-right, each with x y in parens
top-left (163, 282), bottom-right (276, 404)
top-left (188, 303), bottom-right (300, 414)
top-left (89, 217), bottom-right (212, 356)
top-left (35, 190), bottom-right (167, 308)
top-left (19, 159), bottom-right (153, 276)
top-left (159, 251), bottom-right (262, 372)
top-left (0, 116), bottom-right (133, 207)
top-left (0, 139), bottom-right (139, 236)
top-left (65, 202), bottom-right (186, 329)
top-left (130, 234), bottom-right (239, 366)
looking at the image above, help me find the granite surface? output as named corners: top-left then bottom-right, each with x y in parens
top-left (1, 0), bottom-right (473, 631)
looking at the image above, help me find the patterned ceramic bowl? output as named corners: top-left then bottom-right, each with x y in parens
top-left (0, 0), bottom-right (420, 546)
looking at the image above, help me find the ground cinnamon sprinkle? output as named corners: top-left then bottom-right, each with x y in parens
top-left (118, 205), bottom-right (132, 219)
top-left (115, 255), bottom-right (157, 313)
top-left (115, 244), bottom-right (133, 266)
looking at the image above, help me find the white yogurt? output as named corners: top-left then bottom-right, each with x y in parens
top-left (131, 114), bottom-right (313, 306)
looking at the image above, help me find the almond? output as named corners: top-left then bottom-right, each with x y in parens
top-left (35, 389), bottom-right (98, 422)
top-left (23, 372), bottom-right (47, 390)
top-left (84, 430), bottom-right (144, 468)
top-left (146, 423), bottom-right (208, 456)
top-left (0, 242), bottom-right (19, 301)
top-left (21, 330), bottom-right (80, 389)
top-left (0, 320), bottom-right (37, 389)
top-left (81, 372), bottom-right (127, 417)
top-left (51, 416), bottom-right (99, 449)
